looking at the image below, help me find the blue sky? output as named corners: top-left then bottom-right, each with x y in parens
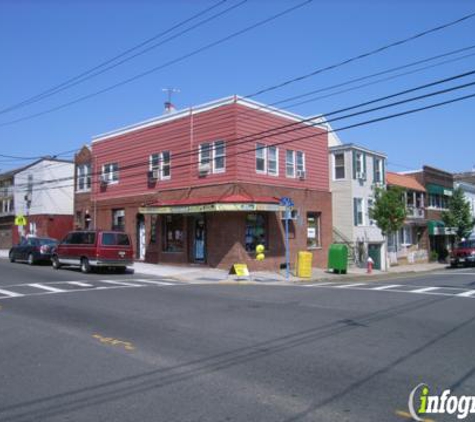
top-left (0, 0), bottom-right (474, 173)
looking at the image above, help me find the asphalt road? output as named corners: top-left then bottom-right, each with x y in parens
top-left (1, 259), bottom-right (475, 422)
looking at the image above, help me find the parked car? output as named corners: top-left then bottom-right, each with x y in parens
top-left (9, 237), bottom-right (58, 265)
top-left (450, 240), bottom-right (475, 267)
top-left (51, 230), bottom-right (134, 273)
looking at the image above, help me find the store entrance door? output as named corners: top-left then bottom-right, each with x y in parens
top-left (192, 215), bottom-right (206, 263)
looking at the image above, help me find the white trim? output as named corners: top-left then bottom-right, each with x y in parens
top-left (92, 96), bottom-right (327, 143)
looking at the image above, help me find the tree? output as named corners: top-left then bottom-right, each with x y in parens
top-left (369, 186), bottom-right (406, 237)
top-left (441, 187), bottom-right (474, 241)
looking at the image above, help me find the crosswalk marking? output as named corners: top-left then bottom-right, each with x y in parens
top-left (28, 284), bottom-right (67, 293)
top-left (371, 284), bottom-right (402, 291)
top-left (457, 290), bottom-right (475, 298)
top-left (0, 278), bottom-right (179, 301)
top-left (133, 279), bottom-right (175, 286)
top-left (0, 288), bottom-right (24, 298)
top-left (335, 283), bottom-right (367, 289)
top-left (100, 280), bottom-right (142, 287)
top-left (68, 282), bottom-right (94, 287)
top-left (410, 287), bottom-right (440, 294)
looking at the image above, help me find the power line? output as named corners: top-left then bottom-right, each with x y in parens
top-left (246, 10), bottom-right (475, 98)
top-left (0, 0), bottom-right (313, 128)
top-left (0, 0), bottom-right (235, 116)
top-left (15, 89), bottom-right (475, 197)
top-left (87, 68), bottom-right (475, 165)
top-left (10, 75), bottom-right (475, 191)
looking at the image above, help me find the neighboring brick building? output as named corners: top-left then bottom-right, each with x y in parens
top-left (88, 96), bottom-right (332, 270)
top-left (74, 145), bottom-right (93, 230)
top-left (0, 168), bottom-right (22, 248)
top-left (404, 165), bottom-right (455, 260)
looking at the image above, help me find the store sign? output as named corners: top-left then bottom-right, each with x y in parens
top-left (232, 264), bottom-right (250, 277)
top-left (139, 203), bottom-right (285, 214)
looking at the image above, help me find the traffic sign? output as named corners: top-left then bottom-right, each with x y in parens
top-left (279, 197), bottom-right (294, 207)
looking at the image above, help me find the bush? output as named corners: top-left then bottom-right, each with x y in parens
top-left (429, 251), bottom-right (438, 262)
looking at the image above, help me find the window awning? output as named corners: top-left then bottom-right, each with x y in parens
top-left (139, 194), bottom-right (286, 214)
top-left (426, 183), bottom-right (453, 196)
top-left (428, 220), bottom-right (456, 236)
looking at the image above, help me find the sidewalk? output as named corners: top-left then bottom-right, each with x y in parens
top-left (0, 249), bottom-right (449, 285)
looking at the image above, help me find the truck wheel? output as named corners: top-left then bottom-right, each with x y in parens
top-left (81, 258), bottom-right (91, 274)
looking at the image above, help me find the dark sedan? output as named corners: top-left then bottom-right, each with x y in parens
top-left (9, 237), bottom-right (58, 265)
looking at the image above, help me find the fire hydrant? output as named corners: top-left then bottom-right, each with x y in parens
top-left (367, 256), bottom-right (374, 274)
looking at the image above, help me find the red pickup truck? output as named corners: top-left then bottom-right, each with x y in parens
top-left (450, 239), bottom-right (475, 268)
top-left (52, 230), bottom-right (134, 273)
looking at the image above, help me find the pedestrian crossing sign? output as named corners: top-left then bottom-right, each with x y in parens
top-left (15, 215), bottom-right (27, 226)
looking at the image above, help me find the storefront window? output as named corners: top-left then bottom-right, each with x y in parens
top-left (245, 213), bottom-right (267, 252)
top-left (307, 212), bottom-right (321, 248)
top-left (112, 209), bottom-right (125, 231)
top-left (163, 215), bottom-right (184, 252)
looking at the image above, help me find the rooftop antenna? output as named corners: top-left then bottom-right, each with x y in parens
top-left (162, 87), bottom-right (180, 114)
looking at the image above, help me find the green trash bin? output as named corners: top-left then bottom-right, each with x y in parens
top-left (328, 244), bottom-right (348, 274)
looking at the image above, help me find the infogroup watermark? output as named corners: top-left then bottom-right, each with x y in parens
top-left (409, 383), bottom-right (475, 420)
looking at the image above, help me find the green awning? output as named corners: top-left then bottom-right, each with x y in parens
top-left (426, 183), bottom-right (453, 196)
top-left (428, 220), bottom-right (445, 235)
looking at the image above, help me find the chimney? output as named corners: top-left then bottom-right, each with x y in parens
top-left (164, 101), bottom-right (176, 115)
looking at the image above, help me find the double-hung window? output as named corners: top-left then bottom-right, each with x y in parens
top-left (296, 151), bottom-right (305, 175)
top-left (286, 150), bottom-right (295, 178)
top-left (374, 157), bottom-right (383, 184)
top-left (354, 198), bottom-right (364, 226)
top-left (256, 144), bottom-right (278, 176)
top-left (199, 141), bottom-right (225, 173)
top-left (77, 163), bottom-right (91, 191)
top-left (150, 151), bottom-right (171, 180)
top-left (102, 163), bottom-right (119, 184)
top-left (334, 153), bottom-right (345, 179)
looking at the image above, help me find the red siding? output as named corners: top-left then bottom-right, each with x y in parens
top-left (91, 101), bottom-right (329, 202)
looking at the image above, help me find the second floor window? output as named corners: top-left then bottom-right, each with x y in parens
top-left (102, 163), bottom-right (119, 184)
top-left (77, 164), bottom-right (91, 191)
top-left (334, 153), bottom-right (345, 179)
top-left (286, 150), bottom-right (295, 178)
top-left (374, 157), bottom-right (383, 184)
top-left (199, 141), bottom-right (225, 173)
top-left (286, 150), bottom-right (305, 178)
top-left (256, 144), bottom-right (278, 176)
top-left (150, 151), bottom-right (171, 180)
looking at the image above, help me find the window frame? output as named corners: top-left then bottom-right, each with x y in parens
top-left (150, 151), bottom-right (171, 180)
top-left (306, 212), bottom-right (321, 249)
top-left (102, 163), bottom-right (119, 184)
top-left (77, 163), bottom-right (91, 192)
top-left (199, 141), bottom-right (226, 174)
top-left (354, 198), bottom-right (364, 226)
top-left (286, 150), bottom-right (296, 178)
top-left (334, 153), bottom-right (345, 180)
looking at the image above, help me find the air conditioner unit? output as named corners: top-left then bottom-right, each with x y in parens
top-left (148, 169), bottom-right (160, 180)
top-left (99, 174), bottom-right (108, 184)
top-left (297, 170), bottom-right (306, 179)
top-left (356, 172), bottom-right (366, 180)
top-left (198, 163), bottom-right (211, 175)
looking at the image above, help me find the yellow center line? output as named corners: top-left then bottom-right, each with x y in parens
top-left (395, 409), bottom-right (436, 422)
top-left (92, 333), bottom-right (135, 351)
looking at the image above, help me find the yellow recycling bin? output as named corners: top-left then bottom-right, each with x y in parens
top-left (296, 251), bottom-right (313, 278)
